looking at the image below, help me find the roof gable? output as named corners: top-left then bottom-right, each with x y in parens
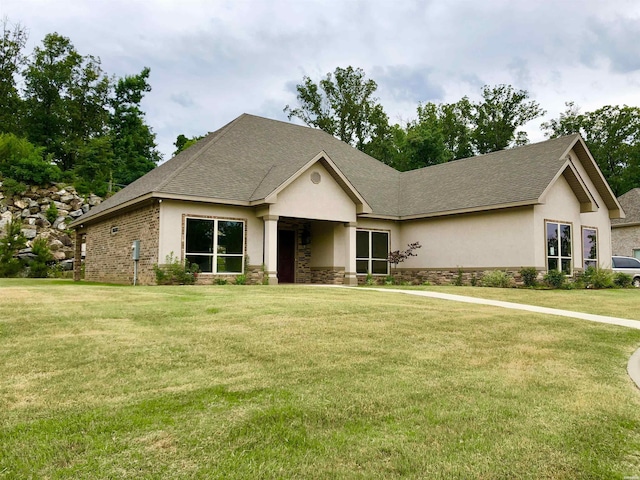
top-left (613, 188), bottom-right (640, 226)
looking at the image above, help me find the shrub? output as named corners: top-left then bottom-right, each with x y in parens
top-left (364, 273), bottom-right (375, 286)
top-left (153, 252), bottom-right (198, 285)
top-left (0, 219), bottom-right (27, 277)
top-left (613, 272), bottom-right (632, 288)
top-left (519, 267), bottom-right (538, 287)
top-left (45, 202), bottom-right (59, 224)
top-left (235, 274), bottom-right (247, 285)
top-left (1, 177), bottom-right (27, 198)
top-left (28, 237), bottom-right (53, 278)
top-left (384, 275), bottom-right (396, 285)
top-left (453, 268), bottom-right (464, 286)
top-left (215, 278), bottom-right (228, 285)
top-left (543, 269), bottom-right (565, 289)
top-left (481, 270), bottom-right (513, 288)
top-left (582, 266), bottom-right (614, 289)
top-left (0, 133), bottom-right (61, 184)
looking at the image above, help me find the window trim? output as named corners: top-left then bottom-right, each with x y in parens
top-left (581, 226), bottom-right (598, 270)
top-left (356, 229), bottom-right (390, 276)
top-left (183, 215), bottom-right (246, 275)
top-left (545, 220), bottom-right (573, 275)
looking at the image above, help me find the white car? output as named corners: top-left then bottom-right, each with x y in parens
top-left (612, 256), bottom-right (640, 288)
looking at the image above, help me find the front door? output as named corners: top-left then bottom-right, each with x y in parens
top-left (278, 230), bottom-right (296, 283)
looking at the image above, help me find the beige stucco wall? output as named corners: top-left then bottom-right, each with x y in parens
top-left (159, 200), bottom-right (264, 268)
top-left (398, 207), bottom-right (535, 269)
top-left (268, 163), bottom-right (357, 222)
top-left (534, 153), bottom-right (614, 269)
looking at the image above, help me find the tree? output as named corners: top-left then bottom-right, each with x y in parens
top-left (471, 85), bottom-right (545, 154)
top-left (23, 33), bottom-right (111, 171)
top-left (284, 66), bottom-right (396, 163)
top-left (0, 218), bottom-right (27, 277)
top-left (109, 67), bottom-right (161, 186)
top-left (0, 18), bottom-right (27, 135)
top-left (542, 103), bottom-right (640, 195)
top-left (0, 133), bottom-right (61, 184)
top-left (173, 133), bottom-right (205, 156)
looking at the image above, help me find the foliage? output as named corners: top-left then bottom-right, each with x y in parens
top-left (364, 273), bottom-right (375, 285)
top-left (480, 270), bottom-right (513, 288)
top-left (27, 237), bottom-right (53, 278)
top-left (581, 266), bottom-right (614, 289)
top-left (284, 66), bottom-right (394, 162)
top-left (215, 278), bottom-right (228, 285)
top-left (153, 252), bottom-right (198, 285)
top-left (453, 268), bottom-right (464, 286)
top-left (0, 18), bottom-right (27, 135)
top-left (234, 274), bottom-right (246, 285)
top-left (0, 133), bottom-right (61, 184)
top-left (543, 269), bottom-right (565, 289)
top-left (173, 133), bottom-right (206, 156)
top-left (519, 267), bottom-right (538, 287)
top-left (0, 218), bottom-right (26, 277)
top-left (542, 102), bottom-right (640, 195)
top-left (388, 241), bottom-right (422, 269)
top-left (613, 272), bottom-right (633, 288)
top-left (384, 274), bottom-right (396, 285)
top-left (0, 177), bottom-right (26, 197)
top-left (109, 67), bottom-right (161, 186)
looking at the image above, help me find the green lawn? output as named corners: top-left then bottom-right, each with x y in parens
top-left (1, 279), bottom-right (640, 479)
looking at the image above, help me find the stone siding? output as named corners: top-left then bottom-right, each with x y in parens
top-left (84, 203), bottom-right (160, 285)
top-left (310, 267), bottom-right (345, 284)
top-left (357, 268), bottom-right (536, 287)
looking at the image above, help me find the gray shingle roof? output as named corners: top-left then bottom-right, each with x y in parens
top-left (613, 188), bottom-right (640, 225)
top-left (71, 114), bottom-right (618, 226)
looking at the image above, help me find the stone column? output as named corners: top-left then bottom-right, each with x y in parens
top-left (344, 222), bottom-right (358, 285)
top-left (263, 215), bottom-right (279, 285)
top-left (73, 231), bottom-right (84, 282)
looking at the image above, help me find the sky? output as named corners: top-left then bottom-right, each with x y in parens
top-left (3, 0), bottom-right (640, 161)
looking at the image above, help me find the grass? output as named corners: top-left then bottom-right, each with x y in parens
top-left (1, 279), bottom-right (640, 478)
top-left (399, 285), bottom-right (640, 320)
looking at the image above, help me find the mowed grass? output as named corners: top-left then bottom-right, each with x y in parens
top-left (1, 280), bottom-right (640, 479)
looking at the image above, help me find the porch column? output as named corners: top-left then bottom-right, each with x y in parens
top-left (263, 215), bottom-right (279, 285)
top-left (344, 222), bottom-right (358, 286)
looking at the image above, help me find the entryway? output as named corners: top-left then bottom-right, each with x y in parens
top-left (278, 229), bottom-right (296, 283)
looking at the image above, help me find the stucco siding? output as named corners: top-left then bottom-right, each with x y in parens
top-left (612, 224), bottom-right (640, 257)
top-left (269, 163), bottom-right (357, 222)
top-left (399, 208), bottom-right (535, 269)
top-left (159, 200), bottom-right (264, 268)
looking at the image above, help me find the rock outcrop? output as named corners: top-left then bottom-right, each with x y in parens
top-left (0, 182), bottom-right (102, 262)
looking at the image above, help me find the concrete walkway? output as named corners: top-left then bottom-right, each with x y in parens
top-left (318, 285), bottom-right (640, 391)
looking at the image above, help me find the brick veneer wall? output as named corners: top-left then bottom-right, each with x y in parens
top-left (84, 203), bottom-right (160, 284)
top-left (357, 268), bottom-right (536, 287)
top-left (612, 225), bottom-right (640, 257)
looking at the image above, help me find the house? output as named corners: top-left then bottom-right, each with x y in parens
top-left (69, 114), bottom-right (624, 285)
top-left (612, 188), bottom-right (640, 259)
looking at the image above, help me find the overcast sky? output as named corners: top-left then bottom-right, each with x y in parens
top-left (3, 0), bottom-right (640, 161)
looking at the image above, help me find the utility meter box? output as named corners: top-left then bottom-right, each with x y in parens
top-left (132, 240), bottom-right (141, 261)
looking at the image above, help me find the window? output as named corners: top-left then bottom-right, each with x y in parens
top-left (634, 249), bottom-right (640, 260)
top-left (546, 221), bottom-right (572, 274)
top-left (582, 227), bottom-right (597, 269)
top-left (356, 230), bottom-right (389, 275)
top-left (185, 218), bottom-right (244, 274)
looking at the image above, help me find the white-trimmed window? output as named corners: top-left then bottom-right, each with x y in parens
top-left (356, 230), bottom-right (389, 275)
top-left (582, 227), bottom-right (598, 269)
top-left (185, 218), bottom-right (244, 274)
top-left (546, 221), bottom-right (572, 274)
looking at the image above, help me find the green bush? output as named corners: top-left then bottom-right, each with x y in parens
top-left (519, 267), bottom-right (538, 287)
top-left (0, 219), bottom-right (27, 277)
top-left (543, 269), bottom-right (565, 289)
top-left (0, 133), bottom-right (61, 185)
top-left (481, 270), bottom-right (513, 288)
top-left (452, 268), bottom-right (464, 286)
top-left (234, 274), bottom-right (247, 285)
top-left (613, 272), bottom-right (632, 288)
top-left (153, 252), bottom-right (198, 285)
top-left (45, 203), bottom-right (59, 224)
top-left (583, 266), bottom-right (614, 289)
top-left (28, 237), bottom-right (53, 278)
top-left (215, 278), bottom-right (228, 285)
top-left (1, 177), bottom-right (27, 198)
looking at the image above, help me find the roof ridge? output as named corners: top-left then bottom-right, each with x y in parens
top-left (156, 114), bottom-right (248, 191)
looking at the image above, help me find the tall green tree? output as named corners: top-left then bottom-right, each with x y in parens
top-left (284, 66), bottom-right (395, 163)
top-left (471, 84), bottom-right (545, 154)
top-left (173, 133), bottom-right (206, 156)
top-left (23, 33), bottom-right (111, 171)
top-left (542, 103), bottom-right (640, 195)
top-left (109, 67), bottom-right (161, 186)
top-left (0, 18), bottom-right (27, 135)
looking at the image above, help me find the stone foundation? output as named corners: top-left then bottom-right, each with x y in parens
top-left (357, 268), bottom-right (540, 287)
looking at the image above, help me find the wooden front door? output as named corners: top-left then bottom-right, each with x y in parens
top-left (278, 230), bottom-right (296, 283)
